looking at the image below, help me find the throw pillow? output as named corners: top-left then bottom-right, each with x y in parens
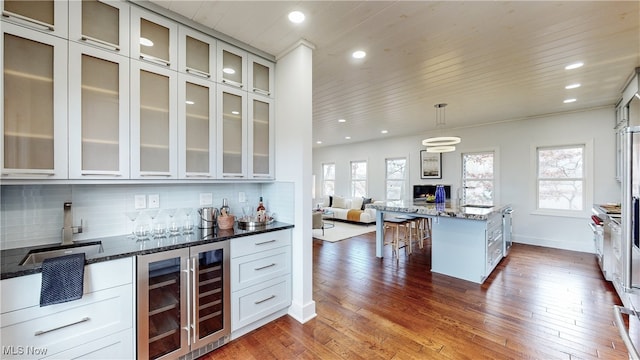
top-left (351, 197), bottom-right (364, 210)
top-left (329, 195), bottom-right (333, 207)
top-left (361, 197), bottom-right (372, 210)
top-left (332, 196), bottom-right (346, 209)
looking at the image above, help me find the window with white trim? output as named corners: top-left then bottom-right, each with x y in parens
top-left (462, 152), bottom-right (494, 206)
top-left (350, 160), bottom-right (367, 198)
top-left (385, 158), bottom-right (407, 206)
top-left (322, 163), bottom-right (335, 197)
top-left (537, 145), bottom-right (584, 211)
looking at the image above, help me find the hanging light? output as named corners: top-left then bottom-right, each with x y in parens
top-left (422, 103), bottom-right (461, 152)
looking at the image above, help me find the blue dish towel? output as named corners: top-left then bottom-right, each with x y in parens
top-left (39, 253), bottom-right (85, 307)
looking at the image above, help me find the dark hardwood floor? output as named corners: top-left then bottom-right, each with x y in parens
top-left (204, 231), bottom-right (628, 359)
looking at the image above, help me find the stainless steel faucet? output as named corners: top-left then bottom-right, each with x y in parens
top-left (62, 202), bottom-right (82, 245)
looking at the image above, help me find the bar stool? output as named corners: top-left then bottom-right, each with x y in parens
top-left (383, 217), bottom-right (410, 260)
top-left (395, 215), bottom-right (421, 254)
top-left (417, 218), bottom-right (432, 249)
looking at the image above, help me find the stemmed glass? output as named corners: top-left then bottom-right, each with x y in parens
top-left (182, 208), bottom-right (194, 234)
top-left (124, 211), bottom-right (139, 239)
top-left (147, 209), bottom-right (166, 238)
top-left (166, 208), bottom-right (180, 236)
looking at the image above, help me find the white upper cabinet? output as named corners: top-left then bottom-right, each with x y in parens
top-left (248, 95), bottom-right (274, 179)
top-left (178, 25), bottom-right (216, 81)
top-left (1, 0), bottom-right (68, 38)
top-left (68, 0), bottom-right (130, 56)
top-left (130, 6), bottom-right (178, 70)
top-left (248, 55), bottom-right (274, 99)
top-left (68, 43), bottom-right (130, 179)
top-left (178, 74), bottom-right (217, 179)
top-left (217, 42), bottom-right (247, 90)
top-left (1, 23), bottom-right (68, 179)
top-left (217, 84), bottom-right (247, 178)
top-left (130, 60), bottom-right (178, 179)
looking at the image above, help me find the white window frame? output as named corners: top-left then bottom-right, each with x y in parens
top-left (350, 160), bottom-right (368, 198)
top-left (385, 157), bottom-right (407, 206)
top-left (322, 162), bottom-right (335, 197)
top-left (461, 151), bottom-right (495, 206)
top-left (531, 140), bottom-right (593, 218)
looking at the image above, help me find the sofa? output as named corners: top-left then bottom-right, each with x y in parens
top-left (317, 195), bottom-right (382, 224)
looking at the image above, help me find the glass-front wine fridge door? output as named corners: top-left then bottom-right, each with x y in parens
top-left (191, 241), bottom-right (230, 348)
top-left (137, 248), bottom-right (189, 360)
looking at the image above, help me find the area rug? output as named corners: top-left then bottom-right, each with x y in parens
top-left (313, 221), bottom-right (375, 242)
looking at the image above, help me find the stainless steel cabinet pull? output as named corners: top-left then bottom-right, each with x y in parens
top-left (254, 295), bottom-right (275, 304)
top-left (186, 68), bottom-right (211, 79)
top-left (34, 317), bottom-right (90, 336)
top-left (252, 88), bottom-right (270, 96)
top-left (222, 79), bottom-right (243, 88)
top-left (255, 239), bottom-right (276, 246)
top-left (81, 35), bottom-right (120, 51)
top-left (613, 305), bottom-right (640, 360)
top-left (140, 54), bottom-right (170, 67)
top-left (254, 263), bottom-right (276, 271)
top-left (3, 10), bottom-right (54, 31)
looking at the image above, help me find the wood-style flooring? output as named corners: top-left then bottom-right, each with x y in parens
top-left (203, 231), bottom-right (629, 359)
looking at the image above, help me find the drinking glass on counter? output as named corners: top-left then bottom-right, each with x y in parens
top-left (183, 208), bottom-right (194, 234)
top-left (124, 211), bottom-right (139, 239)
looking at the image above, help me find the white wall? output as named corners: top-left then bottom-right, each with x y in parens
top-left (313, 107), bottom-right (620, 252)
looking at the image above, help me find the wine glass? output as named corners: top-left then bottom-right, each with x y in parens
top-left (182, 208), bottom-right (194, 234)
top-left (124, 211), bottom-right (139, 239)
top-left (166, 208), bottom-right (180, 236)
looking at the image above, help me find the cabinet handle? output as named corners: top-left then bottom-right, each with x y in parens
top-left (191, 257), bottom-right (197, 344)
top-left (2, 10), bottom-right (54, 31)
top-left (81, 35), bottom-right (120, 51)
top-left (255, 239), bottom-right (276, 246)
top-left (252, 88), bottom-right (271, 96)
top-left (2, 170), bottom-right (55, 177)
top-left (182, 265), bottom-right (191, 342)
top-left (139, 172), bottom-right (172, 177)
top-left (80, 170), bottom-right (123, 177)
top-left (254, 295), bottom-right (275, 305)
top-left (613, 305), bottom-right (640, 360)
top-left (140, 54), bottom-right (170, 67)
top-left (222, 79), bottom-right (243, 88)
top-left (186, 67), bottom-right (211, 79)
top-left (254, 263), bottom-right (276, 271)
top-left (34, 317), bottom-right (90, 336)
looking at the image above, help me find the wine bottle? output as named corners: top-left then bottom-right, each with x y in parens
top-left (257, 197), bottom-right (265, 211)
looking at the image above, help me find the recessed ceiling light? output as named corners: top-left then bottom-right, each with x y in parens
top-left (345, 136), bottom-right (351, 140)
top-left (222, 67), bottom-right (236, 74)
top-left (316, 140), bottom-right (322, 144)
top-left (139, 37), bottom-right (154, 47)
top-left (565, 83), bottom-right (581, 89)
top-left (565, 62), bottom-right (584, 70)
top-left (563, 98), bottom-right (577, 103)
top-left (288, 11), bottom-right (305, 23)
top-left (185, 100), bottom-right (195, 105)
top-left (381, 130), bottom-right (388, 134)
top-left (231, 110), bottom-right (240, 115)
top-left (352, 50), bottom-right (366, 59)
top-left (338, 119), bottom-right (346, 123)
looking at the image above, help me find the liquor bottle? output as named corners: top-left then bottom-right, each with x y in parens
top-left (257, 197), bottom-right (266, 212)
top-left (220, 198), bottom-right (231, 216)
top-left (256, 197), bottom-right (266, 221)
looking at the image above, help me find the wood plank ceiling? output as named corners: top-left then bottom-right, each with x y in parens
top-left (149, 1), bottom-right (640, 148)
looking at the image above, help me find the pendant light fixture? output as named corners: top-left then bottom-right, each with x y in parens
top-left (422, 103), bottom-right (460, 153)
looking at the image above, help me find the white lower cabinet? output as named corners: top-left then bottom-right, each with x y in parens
top-left (0, 257), bottom-right (135, 360)
top-left (230, 230), bottom-right (292, 338)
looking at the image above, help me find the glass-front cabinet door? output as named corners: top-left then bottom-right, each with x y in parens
top-left (178, 25), bottom-right (216, 80)
top-left (248, 55), bottom-right (274, 98)
top-left (1, 23), bottom-right (68, 179)
top-left (178, 74), bottom-right (216, 179)
top-left (131, 60), bottom-right (178, 179)
top-left (1, 0), bottom-right (68, 38)
top-left (248, 95), bottom-right (274, 179)
top-left (69, 0), bottom-right (130, 56)
top-left (217, 42), bottom-right (246, 89)
top-left (217, 85), bottom-right (247, 178)
top-left (130, 6), bottom-right (177, 70)
top-left (137, 248), bottom-right (189, 360)
top-left (68, 43), bottom-right (130, 179)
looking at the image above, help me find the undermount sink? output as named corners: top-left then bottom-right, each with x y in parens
top-left (460, 204), bottom-right (494, 209)
top-left (20, 241), bottom-right (103, 266)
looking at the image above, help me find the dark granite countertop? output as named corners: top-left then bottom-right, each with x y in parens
top-left (367, 202), bottom-right (510, 220)
top-left (1, 221), bottom-right (294, 280)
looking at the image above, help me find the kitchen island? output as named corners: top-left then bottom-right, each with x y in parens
top-left (368, 202), bottom-right (511, 284)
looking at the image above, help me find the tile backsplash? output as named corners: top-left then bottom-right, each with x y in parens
top-left (1, 182), bottom-right (294, 250)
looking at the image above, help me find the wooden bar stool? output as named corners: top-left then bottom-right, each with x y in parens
top-left (383, 217), bottom-right (410, 260)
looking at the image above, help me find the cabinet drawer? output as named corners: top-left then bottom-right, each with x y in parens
top-left (231, 230), bottom-right (291, 258)
top-left (1, 284), bottom-right (133, 360)
top-left (487, 239), bottom-right (503, 268)
top-left (231, 246), bottom-right (291, 291)
top-left (43, 329), bottom-right (134, 360)
top-left (231, 275), bottom-right (291, 331)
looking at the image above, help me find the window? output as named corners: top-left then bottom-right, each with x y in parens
top-left (462, 152), bottom-right (494, 206)
top-left (385, 158), bottom-right (407, 206)
top-left (537, 145), bottom-right (584, 211)
top-left (350, 161), bottom-right (367, 198)
top-left (322, 163), bottom-right (335, 197)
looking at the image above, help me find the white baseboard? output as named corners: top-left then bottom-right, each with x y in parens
top-left (515, 234), bottom-right (595, 253)
top-left (287, 298), bottom-right (317, 324)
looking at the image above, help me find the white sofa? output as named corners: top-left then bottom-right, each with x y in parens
top-left (318, 196), bottom-right (381, 224)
